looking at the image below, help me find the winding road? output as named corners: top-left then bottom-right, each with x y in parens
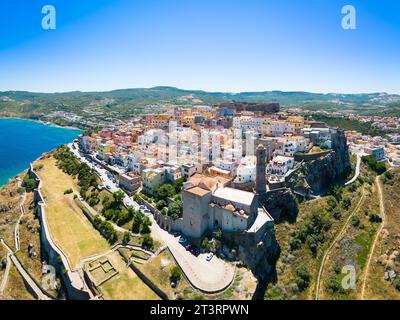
top-left (345, 154), bottom-right (361, 186)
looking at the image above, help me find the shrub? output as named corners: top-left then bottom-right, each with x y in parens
top-left (369, 214), bottom-right (382, 223)
top-left (156, 200), bottom-right (167, 210)
top-left (295, 265), bottom-right (310, 291)
top-left (94, 216), bottom-right (117, 244)
top-left (22, 176), bottom-right (36, 192)
top-left (341, 196), bottom-right (351, 210)
top-left (351, 216), bottom-right (360, 227)
top-left (362, 156), bottom-right (386, 175)
top-left (64, 188), bottom-right (73, 195)
top-left (326, 276), bottom-right (342, 294)
top-left (155, 184), bottom-right (176, 200)
top-left (168, 201), bottom-right (183, 220)
top-left (142, 234), bottom-right (154, 249)
top-left (170, 266), bottom-right (182, 281)
top-left (331, 208), bottom-right (342, 220)
top-left (394, 279), bottom-right (400, 292)
top-left (201, 237), bottom-right (213, 252)
top-left (122, 232), bottom-right (130, 244)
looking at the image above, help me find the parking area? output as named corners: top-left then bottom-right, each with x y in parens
top-left (149, 215), bottom-right (235, 293)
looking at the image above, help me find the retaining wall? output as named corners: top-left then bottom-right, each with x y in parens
top-left (29, 164), bottom-right (92, 300)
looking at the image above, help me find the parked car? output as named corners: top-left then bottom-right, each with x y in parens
top-left (206, 253), bottom-right (214, 262)
top-left (185, 245), bottom-right (194, 251)
top-left (139, 205), bottom-right (146, 210)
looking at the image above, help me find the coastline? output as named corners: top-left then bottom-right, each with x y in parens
top-left (0, 116), bottom-right (83, 131)
top-left (0, 119), bottom-right (82, 187)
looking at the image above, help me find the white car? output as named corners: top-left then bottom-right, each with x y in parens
top-left (206, 253), bottom-right (214, 262)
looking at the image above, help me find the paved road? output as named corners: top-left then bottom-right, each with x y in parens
top-left (345, 154), bottom-right (361, 186)
top-left (315, 188), bottom-right (366, 300)
top-left (361, 175), bottom-right (386, 299)
top-left (68, 143), bottom-right (138, 210)
top-left (69, 142), bottom-right (235, 293)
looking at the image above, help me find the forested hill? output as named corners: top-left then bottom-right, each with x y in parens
top-left (1, 87), bottom-right (400, 120)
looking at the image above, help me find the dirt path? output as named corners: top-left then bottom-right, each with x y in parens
top-left (315, 188), bottom-right (366, 300)
top-left (14, 188), bottom-right (27, 252)
top-left (360, 176), bottom-right (385, 300)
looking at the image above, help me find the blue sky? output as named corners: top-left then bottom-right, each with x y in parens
top-left (0, 0), bottom-right (399, 93)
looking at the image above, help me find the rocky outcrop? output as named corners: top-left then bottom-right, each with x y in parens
top-left (238, 229), bottom-right (280, 280)
top-left (223, 222), bottom-right (280, 280)
top-left (287, 129), bottom-right (350, 195)
top-left (261, 189), bottom-right (298, 222)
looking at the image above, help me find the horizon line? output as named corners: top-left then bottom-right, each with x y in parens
top-left (0, 85), bottom-right (399, 96)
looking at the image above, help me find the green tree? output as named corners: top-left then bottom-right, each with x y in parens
top-left (132, 210), bottom-right (144, 233)
top-left (142, 234), bottom-right (154, 249)
top-left (295, 265), bottom-right (311, 291)
top-left (168, 201), bottom-right (183, 220)
top-left (155, 184), bottom-right (175, 200)
top-left (156, 199), bottom-right (167, 210)
top-left (22, 176), bottom-right (36, 192)
top-left (122, 232), bottom-right (131, 244)
top-left (170, 266), bottom-right (182, 281)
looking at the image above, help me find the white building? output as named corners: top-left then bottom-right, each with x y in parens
top-left (267, 156), bottom-right (294, 176)
top-left (234, 156), bottom-right (256, 184)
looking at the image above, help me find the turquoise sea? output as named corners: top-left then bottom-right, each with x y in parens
top-left (0, 118), bottom-right (81, 186)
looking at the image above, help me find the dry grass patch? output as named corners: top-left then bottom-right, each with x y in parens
top-left (0, 176), bottom-right (24, 251)
top-left (98, 251), bottom-right (159, 300)
top-left (35, 157), bottom-right (109, 270)
top-left (2, 264), bottom-right (35, 300)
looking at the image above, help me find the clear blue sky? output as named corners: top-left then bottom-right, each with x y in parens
top-left (0, 0), bottom-right (399, 94)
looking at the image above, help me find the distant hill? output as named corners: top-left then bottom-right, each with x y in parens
top-left (1, 87), bottom-right (400, 122)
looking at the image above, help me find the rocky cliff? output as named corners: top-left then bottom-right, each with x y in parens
top-left (261, 189), bottom-right (298, 222)
top-left (288, 129), bottom-right (350, 195)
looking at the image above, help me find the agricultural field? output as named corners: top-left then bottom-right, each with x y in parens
top-left (35, 156), bottom-right (109, 270)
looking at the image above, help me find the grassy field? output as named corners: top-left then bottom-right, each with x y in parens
top-left (363, 169), bottom-right (400, 299)
top-left (35, 156), bottom-right (109, 270)
top-left (97, 251), bottom-right (159, 300)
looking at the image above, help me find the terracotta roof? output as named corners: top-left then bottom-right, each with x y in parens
top-left (185, 186), bottom-right (211, 197)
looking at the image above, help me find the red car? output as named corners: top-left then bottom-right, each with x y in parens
top-left (185, 245), bottom-right (194, 251)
